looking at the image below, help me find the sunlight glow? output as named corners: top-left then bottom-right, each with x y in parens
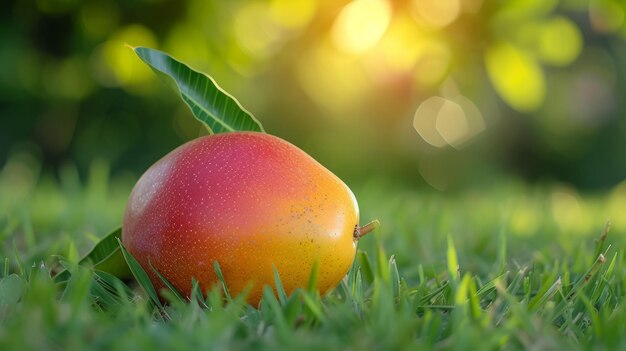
top-left (485, 42), bottom-right (545, 112)
top-left (233, 3), bottom-right (282, 58)
top-left (509, 197), bottom-right (540, 236)
top-left (269, 0), bottom-right (316, 29)
top-left (377, 15), bottom-right (423, 71)
top-left (414, 95), bottom-right (485, 148)
top-left (550, 188), bottom-right (587, 233)
top-left (435, 99), bottom-right (468, 145)
top-left (412, 0), bottom-right (461, 28)
top-left (461, 0), bottom-right (484, 14)
top-left (96, 24), bottom-right (156, 91)
top-left (297, 44), bottom-right (369, 114)
top-left (332, 0), bottom-right (392, 54)
top-left (537, 16), bottom-right (583, 66)
top-left (414, 96), bottom-right (448, 148)
top-left (412, 41), bottom-right (451, 86)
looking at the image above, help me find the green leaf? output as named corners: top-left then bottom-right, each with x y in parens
top-left (0, 274), bottom-right (23, 305)
top-left (133, 47), bottom-right (265, 134)
top-left (54, 227), bottom-right (130, 283)
top-left (117, 238), bottom-right (163, 309)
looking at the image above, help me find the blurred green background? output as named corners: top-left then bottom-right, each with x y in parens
top-left (2, 0), bottom-right (626, 240)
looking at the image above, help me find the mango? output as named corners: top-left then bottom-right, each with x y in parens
top-left (122, 132), bottom-right (375, 306)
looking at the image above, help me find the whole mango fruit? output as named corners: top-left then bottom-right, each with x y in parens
top-left (122, 132), bottom-right (376, 306)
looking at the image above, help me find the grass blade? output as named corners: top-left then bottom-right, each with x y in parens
top-left (273, 266), bottom-right (287, 306)
top-left (447, 234), bottom-right (460, 283)
top-left (261, 285), bottom-right (288, 335)
top-left (148, 259), bottom-right (185, 303)
top-left (213, 260), bottom-right (232, 301)
top-left (357, 251), bottom-right (374, 285)
top-left (2, 258), bottom-right (8, 278)
top-left (307, 260), bottom-right (319, 293)
top-left (116, 238), bottom-right (162, 309)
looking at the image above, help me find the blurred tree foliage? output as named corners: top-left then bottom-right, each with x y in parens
top-left (1, 0), bottom-right (625, 189)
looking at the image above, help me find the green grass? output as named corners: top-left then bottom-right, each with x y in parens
top-left (2, 154), bottom-right (626, 350)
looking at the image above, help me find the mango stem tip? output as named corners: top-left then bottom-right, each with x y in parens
top-left (354, 219), bottom-right (380, 240)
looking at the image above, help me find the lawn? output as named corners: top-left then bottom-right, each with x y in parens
top-left (2, 156), bottom-right (625, 350)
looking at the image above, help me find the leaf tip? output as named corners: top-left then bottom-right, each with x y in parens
top-left (124, 43), bottom-right (138, 51)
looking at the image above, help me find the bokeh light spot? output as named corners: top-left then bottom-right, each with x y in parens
top-left (43, 56), bottom-right (94, 100)
top-left (377, 15), bottom-right (423, 71)
top-left (435, 99), bottom-right (467, 146)
top-left (492, 0), bottom-right (558, 25)
top-left (538, 16), bottom-right (583, 66)
top-left (412, 0), bottom-right (461, 29)
top-left (485, 42), bottom-right (545, 112)
top-left (297, 44), bottom-right (369, 114)
top-left (164, 24), bottom-right (212, 70)
top-left (449, 95), bottom-right (486, 147)
top-left (95, 25), bottom-right (157, 92)
top-left (509, 197), bottom-right (540, 236)
top-left (413, 43), bottom-right (451, 86)
top-left (414, 95), bottom-right (486, 149)
top-left (269, 0), bottom-right (317, 29)
top-left (79, 0), bottom-right (120, 39)
top-left (461, 0), bottom-right (484, 14)
top-left (332, 0), bottom-right (392, 54)
top-left (413, 96), bottom-right (448, 148)
top-left (550, 188), bottom-right (586, 233)
top-left (234, 2), bottom-right (283, 58)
